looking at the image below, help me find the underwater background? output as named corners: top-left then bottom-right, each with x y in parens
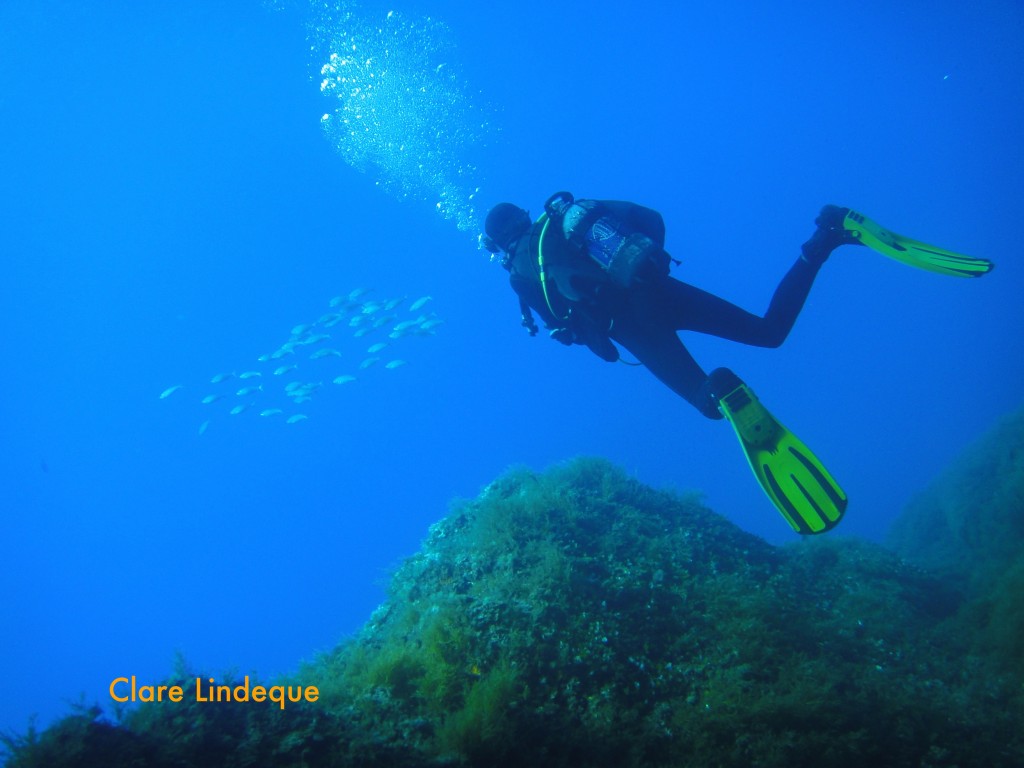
top-left (1, 0), bottom-right (1022, 760)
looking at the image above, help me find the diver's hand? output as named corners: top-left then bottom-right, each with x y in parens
top-left (549, 327), bottom-right (574, 345)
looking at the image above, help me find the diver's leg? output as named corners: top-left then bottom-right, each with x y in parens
top-left (652, 206), bottom-right (857, 347)
top-left (652, 257), bottom-right (822, 348)
top-left (610, 323), bottom-right (723, 419)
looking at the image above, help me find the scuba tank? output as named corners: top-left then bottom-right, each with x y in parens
top-left (544, 191), bottom-right (670, 287)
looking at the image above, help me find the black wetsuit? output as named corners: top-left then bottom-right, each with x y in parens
top-left (504, 200), bottom-right (823, 419)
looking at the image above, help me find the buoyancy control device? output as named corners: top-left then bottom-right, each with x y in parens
top-left (543, 191), bottom-right (671, 287)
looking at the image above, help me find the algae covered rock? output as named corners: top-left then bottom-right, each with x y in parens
top-left (298, 458), bottom-right (1018, 767)
top-left (7, 457), bottom-right (1023, 768)
top-left (888, 405), bottom-right (1024, 587)
top-left (889, 404), bottom-right (1024, 683)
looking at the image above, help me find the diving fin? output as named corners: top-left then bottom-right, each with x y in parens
top-left (842, 209), bottom-right (993, 277)
top-left (709, 368), bottom-right (847, 535)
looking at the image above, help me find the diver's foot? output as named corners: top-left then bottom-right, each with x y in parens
top-left (801, 204), bottom-right (863, 265)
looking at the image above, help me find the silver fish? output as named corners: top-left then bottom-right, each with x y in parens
top-left (409, 295), bottom-right (433, 311)
top-left (201, 394), bottom-right (225, 405)
top-left (286, 414), bottom-right (308, 424)
top-left (239, 371), bottom-right (262, 380)
top-left (333, 375), bottom-right (356, 385)
top-left (309, 348), bottom-right (341, 360)
top-left (384, 360), bottom-right (407, 370)
top-left (159, 385), bottom-right (183, 399)
top-left (236, 385), bottom-right (262, 397)
top-left (287, 382), bottom-right (322, 398)
top-left (210, 372), bottom-right (234, 384)
top-left (274, 364), bottom-right (298, 376)
top-left (359, 357), bottom-right (380, 370)
top-left (229, 403), bottom-right (250, 416)
top-left (367, 342), bottom-right (388, 354)
top-left (260, 408), bottom-right (283, 417)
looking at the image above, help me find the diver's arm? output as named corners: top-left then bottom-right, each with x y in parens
top-left (509, 275), bottom-right (560, 335)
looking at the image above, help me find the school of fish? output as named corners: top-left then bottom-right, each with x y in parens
top-left (159, 289), bottom-right (440, 433)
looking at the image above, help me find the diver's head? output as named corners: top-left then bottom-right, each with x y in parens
top-left (482, 203), bottom-right (531, 257)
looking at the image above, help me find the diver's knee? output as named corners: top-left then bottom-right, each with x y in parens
top-left (753, 326), bottom-right (787, 349)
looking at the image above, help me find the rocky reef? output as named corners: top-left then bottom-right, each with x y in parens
top-left (889, 405), bottom-right (1024, 683)
top-left (6, 424), bottom-right (1024, 766)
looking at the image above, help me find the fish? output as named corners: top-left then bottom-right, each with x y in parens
top-left (201, 394), bottom-right (225, 405)
top-left (291, 323), bottom-right (313, 336)
top-left (348, 287), bottom-right (371, 300)
top-left (198, 420), bottom-right (210, 436)
top-left (360, 301), bottom-right (384, 314)
top-left (409, 295), bottom-right (432, 311)
top-left (333, 375), bottom-right (356, 385)
top-left (393, 319), bottom-right (420, 333)
top-left (274, 364), bottom-right (298, 376)
top-left (359, 357), bottom-right (380, 369)
top-left (239, 371), bottom-right (262, 380)
top-left (260, 408), bottom-right (283, 417)
top-left (210, 372), bottom-right (234, 384)
top-left (384, 297), bottom-right (406, 310)
top-left (367, 342), bottom-right (388, 354)
top-left (298, 333), bottom-right (331, 346)
top-left (309, 348), bottom-right (342, 360)
top-left (286, 414), bottom-right (308, 424)
top-left (353, 328), bottom-right (372, 337)
top-left (159, 385), bottom-right (183, 399)
top-left (286, 382), bottom-right (322, 399)
top-left (229, 403), bottom-right (250, 416)
top-left (419, 318), bottom-right (444, 332)
top-left (349, 315), bottom-right (368, 327)
top-left (236, 385), bottom-right (262, 397)
top-left (385, 360), bottom-right (407, 370)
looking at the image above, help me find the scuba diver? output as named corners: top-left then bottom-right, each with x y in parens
top-left (481, 193), bottom-right (993, 534)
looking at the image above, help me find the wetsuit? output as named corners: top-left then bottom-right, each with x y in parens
top-left (504, 200), bottom-right (823, 420)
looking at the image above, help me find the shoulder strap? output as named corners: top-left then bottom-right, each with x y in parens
top-left (534, 213), bottom-right (570, 321)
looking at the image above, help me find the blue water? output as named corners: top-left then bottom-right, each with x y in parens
top-left (1, 0), bottom-right (1022, 742)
